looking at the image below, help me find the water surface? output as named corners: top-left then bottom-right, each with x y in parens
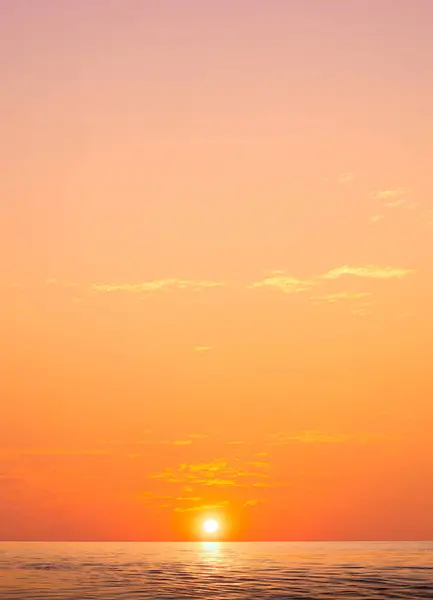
top-left (1, 541), bottom-right (432, 598)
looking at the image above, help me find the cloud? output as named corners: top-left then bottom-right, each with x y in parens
top-left (366, 186), bottom-right (418, 225)
top-left (321, 265), bottom-right (414, 280)
top-left (244, 499), bottom-right (265, 507)
top-left (182, 459), bottom-right (228, 474)
top-left (338, 172), bottom-right (355, 184)
top-left (176, 496), bottom-right (202, 502)
top-left (174, 501), bottom-right (228, 513)
top-left (137, 434), bottom-right (208, 446)
top-left (196, 478), bottom-right (238, 487)
top-left (270, 430), bottom-right (394, 445)
top-left (350, 305), bottom-right (370, 317)
top-left (91, 279), bottom-right (226, 293)
top-left (370, 188), bottom-right (406, 200)
top-left (250, 271), bottom-right (316, 294)
top-left (149, 468), bottom-right (184, 484)
top-left (313, 292), bottom-right (372, 304)
top-left (140, 491), bottom-right (175, 502)
top-left (251, 264), bottom-right (413, 296)
top-left (18, 448), bottom-right (111, 458)
top-left (140, 492), bottom-right (205, 511)
top-left (149, 458), bottom-right (270, 489)
top-left (44, 279), bottom-right (78, 288)
top-left (194, 346), bottom-right (212, 352)
top-left (236, 472), bottom-right (269, 479)
top-left (149, 461), bottom-right (230, 486)
top-left (384, 199), bottom-right (406, 208)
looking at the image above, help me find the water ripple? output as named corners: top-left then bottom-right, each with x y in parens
top-left (0, 542), bottom-right (432, 599)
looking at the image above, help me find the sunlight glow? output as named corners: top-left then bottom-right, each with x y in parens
top-left (203, 519), bottom-right (219, 534)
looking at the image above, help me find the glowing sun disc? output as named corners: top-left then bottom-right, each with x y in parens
top-left (203, 519), bottom-right (219, 534)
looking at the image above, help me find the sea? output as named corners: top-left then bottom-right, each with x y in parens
top-left (0, 542), bottom-right (432, 599)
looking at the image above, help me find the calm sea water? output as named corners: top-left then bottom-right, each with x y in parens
top-left (0, 542), bottom-right (432, 599)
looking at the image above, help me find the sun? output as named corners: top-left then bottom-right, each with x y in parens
top-left (203, 518), bottom-right (219, 535)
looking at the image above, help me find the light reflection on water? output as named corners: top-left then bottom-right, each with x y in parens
top-left (0, 541), bottom-right (432, 598)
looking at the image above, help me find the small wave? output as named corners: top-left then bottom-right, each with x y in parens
top-left (1, 542), bottom-right (432, 599)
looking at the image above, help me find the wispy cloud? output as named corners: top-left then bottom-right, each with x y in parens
top-left (149, 458), bottom-right (271, 489)
top-left (370, 188), bottom-right (406, 200)
top-left (149, 467), bottom-right (184, 484)
top-left (197, 478), bottom-right (238, 487)
top-left (236, 472), bottom-right (269, 480)
top-left (174, 501), bottom-right (228, 513)
top-left (140, 491), bottom-right (175, 502)
top-left (350, 305), bottom-right (371, 317)
top-left (384, 199), bottom-right (406, 208)
top-left (91, 279), bottom-right (226, 293)
top-left (144, 455), bottom-right (274, 512)
top-left (313, 292), bottom-right (372, 304)
top-left (246, 461), bottom-right (269, 469)
top-left (310, 289), bottom-right (375, 317)
top-left (244, 499), bottom-right (266, 508)
top-left (338, 172), bottom-right (355, 184)
top-left (184, 460), bottom-right (228, 474)
top-left (251, 264), bottom-right (413, 296)
top-left (17, 448), bottom-right (111, 458)
top-left (140, 492), bottom-right (205, 511)
top-left (176, 496), bottom-right (202, 502)
top-left (44, 279), bottom-right (79, 287)
top-left (137, 433), bottom-right (209, 446)
top-left (194, 346), bottom-right (212, 352)
top-left (250, 271), bottom-right (316, 294)
top-left (321, 265), bottom-right (414, 280)
top-left (270, 430), bottom-right (395, 445)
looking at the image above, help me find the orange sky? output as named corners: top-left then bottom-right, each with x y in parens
top-left (1, 1), bottom-right (433, 541)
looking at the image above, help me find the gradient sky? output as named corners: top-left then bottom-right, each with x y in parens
top-left (1, 0), bottom-right (433, 541)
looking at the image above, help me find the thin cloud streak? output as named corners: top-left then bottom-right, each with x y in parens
top-left (249, 271), bottom-right (316, 294)
top-left (370, 188), bottom-right (406, 200)
top-left (321, 265), bottom-right (414, 280)
top-left (251, 264), bottom-right (414, 293)
top-left (270, 431), bottom-right (397, 445)
top-left (91, 279), bottom-right (227, 293)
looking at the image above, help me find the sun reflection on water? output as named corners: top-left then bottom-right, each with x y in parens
top-left (200, 541), bottom-right (222, 568)
top-left (201, 541), bottom-right (220, 553)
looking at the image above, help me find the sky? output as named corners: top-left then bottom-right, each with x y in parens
top-left (1, 0), bottom-right (433, 542)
